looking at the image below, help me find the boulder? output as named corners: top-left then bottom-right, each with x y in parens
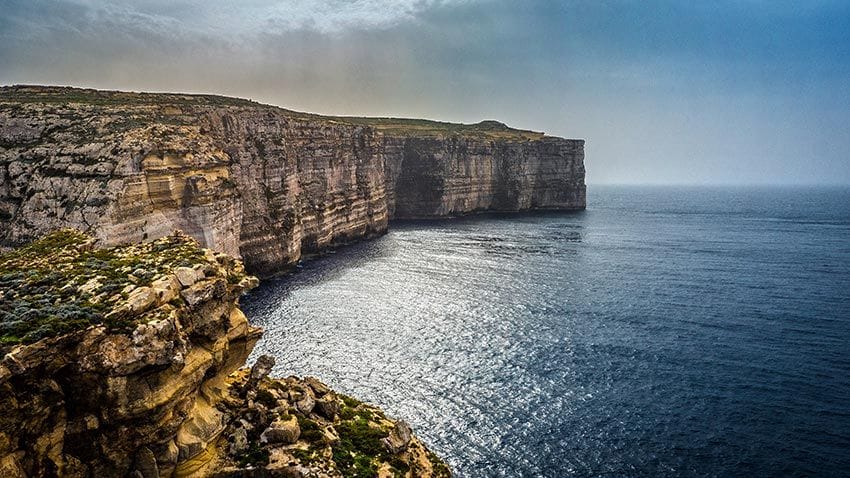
top-left (180, 279), bottom-right (224, 307)
top-left (295, 394), bottom-right (315, 415)
top-left (304, 377), bottom-right (330, 396)
top-left (314, 393), bottom-right (340, 419)
top-left (260, 416), bottom-right (300, 445)
top-left (243, 355), bottom-right (275, 395)
top-left (126, 286), bottom-right (157, 313)
top-left (174, 266), bottom-right (203, 287)
top-left (382, 420), bottom-right (413, 454)
top-left (251, 355), bottom-right (276, 382)
top-left (150, 275), bottom-right (180, 304)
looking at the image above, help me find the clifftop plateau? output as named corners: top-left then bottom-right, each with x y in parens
top-left (0, 85), bottom-right (585, 277)
top-left (0, 231), bottom-right (450, 477)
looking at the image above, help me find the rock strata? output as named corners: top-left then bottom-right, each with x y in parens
top-left (0, 231), bottom-right (449, 477)
top-left (0, 86), bottom-right (585, 277)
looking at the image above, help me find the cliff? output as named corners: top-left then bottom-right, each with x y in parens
top-left (0, 86), bottom-right (585, 277)
top-left (0, 231), bottom-right (450, 477)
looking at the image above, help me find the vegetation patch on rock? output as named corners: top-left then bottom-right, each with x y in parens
top-left (0, 229), bottom-right (250, 347)
top-left (217, 358), bottom-right (452, 477)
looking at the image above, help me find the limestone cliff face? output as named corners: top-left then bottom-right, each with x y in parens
top-left (382, 135), bottom-right (585, 217)
top-left (0, 232), bottom-right (449, 477)
top-left (0, 86), bottom-right (585, 277)
top-left (197, 109), bottom-right (389, 277)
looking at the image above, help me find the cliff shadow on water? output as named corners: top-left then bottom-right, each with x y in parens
top-left (249, 209), bottom-right (588, 294)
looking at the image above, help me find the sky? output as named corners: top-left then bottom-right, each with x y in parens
top-left (1, 0), bottom-right (849, 185)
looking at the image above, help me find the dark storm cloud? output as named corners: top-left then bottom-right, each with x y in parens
top-left (1, 0), bottom-right (849, 184)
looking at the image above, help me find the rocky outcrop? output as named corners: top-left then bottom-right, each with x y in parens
top-left (0, 86), bottom-right (585, 277)
top-left (0, 231), bottom-right (449, 477)
top-left (213, 360), bottom-right (450, 478)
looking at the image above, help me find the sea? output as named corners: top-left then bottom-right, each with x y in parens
top-left (242, 185), bottom-right (850, 477)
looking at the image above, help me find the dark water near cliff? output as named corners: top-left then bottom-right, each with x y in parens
top-left (243, 186), bottom-right (850, 477)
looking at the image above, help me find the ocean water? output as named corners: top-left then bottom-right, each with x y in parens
top-left (242, 186), bottom-right (850, 477)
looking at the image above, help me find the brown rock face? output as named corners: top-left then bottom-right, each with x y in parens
top-left (0, 86), bottom-right (585, 277)
top-left (0, 233), bottom-right (261, 477)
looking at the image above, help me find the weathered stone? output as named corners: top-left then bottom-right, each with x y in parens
top-left (251, 355), bottom-right (276, 382)
top-left (150, 275), bottom-right (180, 304)
top-left (0, 233), bottom-right (259, 477)
top-left (295, 394), bottom-right (315, 415)
top-left (303, 376), bottom-right (330, 396)
top-left (382, 420), bottom-right (413, 454)
top-left (126, 287), bottom-right (157, 313)
top-left (314, 393), bottom-right (340, 420)
top-left (174, 267), bottom-right (203, 288)
top-left (180, 279), bottom-right (222, 307)
top-left (259, 416), bottom-right (300, 445)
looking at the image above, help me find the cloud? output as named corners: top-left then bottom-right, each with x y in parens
top-left (1, 0), bottom-right (849, 184)
top-left (3, 0), bottom-right (474, 40)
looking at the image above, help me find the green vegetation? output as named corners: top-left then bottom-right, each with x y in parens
top-left (389, 454), bottom-right (411, 478)
top-left (288, 396), bottom-right (416, 477)
top-left (332, 417), bottom-right (390, 478)
top-left (232, 379), bottom-right (449, 476)
top-left (296, 415), bottom-right (325, 443)
top-left (236, 442), bottom-right (270, 468)
top-left (290, 447), bottom-right (318, 464)
top-left (428, 450), bottom-right (452, 477)
top-left (339, 393), bottom-right (363, 408)
top-left (0, 85), bottom-right (259, 108)
top-left (0, 229), bottom-right (228, 347)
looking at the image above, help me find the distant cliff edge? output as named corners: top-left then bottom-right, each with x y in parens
top-left (0, 85), bottom-right (586, 277)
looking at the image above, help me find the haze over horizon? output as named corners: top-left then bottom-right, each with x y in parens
top-left (2, 0), bottom-right (849, 185)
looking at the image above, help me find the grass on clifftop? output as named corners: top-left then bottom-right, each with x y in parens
top-left (0, 230), bottom-right (222, 347)
top-left (331, 116), bottom-right (545, 140)
top-left (0, 85), bottom-right (260, 108)
top-left (1, 85), bottom-right (546, 140)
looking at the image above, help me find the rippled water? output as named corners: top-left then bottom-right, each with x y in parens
top-left (243, 186), bottom-right (850, 477)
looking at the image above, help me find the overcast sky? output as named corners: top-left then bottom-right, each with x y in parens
top-left (2, 0), bottom-right (849, 184)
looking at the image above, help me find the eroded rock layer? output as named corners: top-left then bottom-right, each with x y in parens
top-left (0, 86), bottom-right (585, 277)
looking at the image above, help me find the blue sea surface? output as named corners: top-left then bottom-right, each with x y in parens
top-left (242, 186), bottom-right (850, 477)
